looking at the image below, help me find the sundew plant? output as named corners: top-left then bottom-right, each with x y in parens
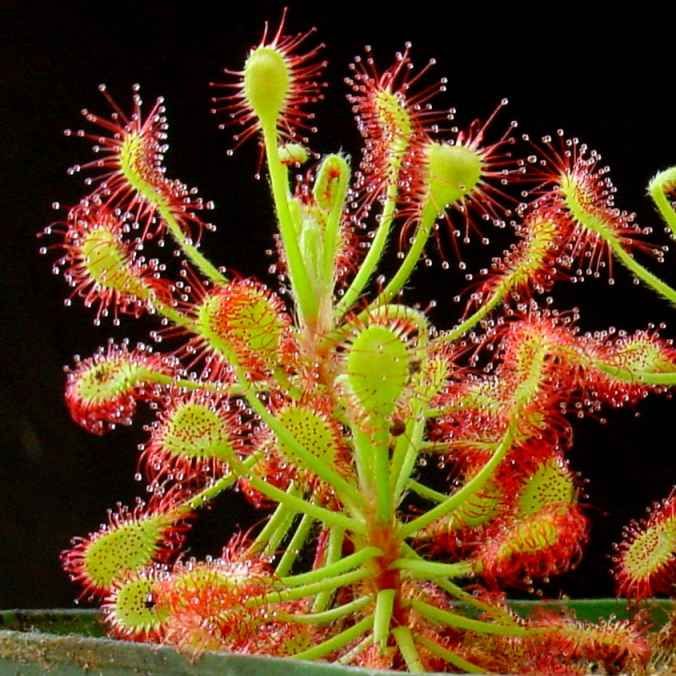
top-left (40, 10), bottom-right (675, 673)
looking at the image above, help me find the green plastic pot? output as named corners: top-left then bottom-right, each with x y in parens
top-left (0, 600), bottom-right (672, 675)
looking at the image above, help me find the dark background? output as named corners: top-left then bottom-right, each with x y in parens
top-left (1, 1), bottom-right (674, 609)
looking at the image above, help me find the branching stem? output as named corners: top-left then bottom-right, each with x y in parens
top-left (393, 626), bottom-right (426, 673)
top-left (416, 635), bottom-right (484, 673)
top-left (369, 203), bottom-right (437, 309)
top-left (261, 121), bottom-right (318, 323)
top-left (648, 167), bottom-right (676, 236)
top-left (276, 596), bottom-right (371, 625)
top-left (281, 546), bottom-right (381, 587)
top-left (157, 203), bottom-right (227, 285)
top-left (373, 588), bottom-right (396, 651)
top-left (337, 179), bottom-right (401, 318)
top-left (275, 513), bottom-right (315, 576)
top-left (312, 527), bottom-right (345, 612)
top-left (411, 599), bottom-right (532, 637)
top-left (246, 568), bottom-right (371, 608)
top-left (293, 616), bottom-right (373, 661)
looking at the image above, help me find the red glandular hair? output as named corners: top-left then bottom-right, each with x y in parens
top-left (440, 628), bottom-right (588, 675)
top-left (139, 388), bottom-right (249, 485)
top-left (61, 487), bottom-right (192, 600)
top-left (429, 360), bottom-right (572, 460)
top-left (416, 494), bottom-right (507, 559)
top-left (65, 84), bottom-right (213, 240)
top-left (397, 100), bottom-right (521, 256)
top-left (40, 205), bottom-right (171, 323)
top-left (485, 311), bottom-right (676, 423)
top-left (429, 373), bottom-right (508, 448)
top-left (239, 394), bottom-right (351, 510)
top-left (450, 610), bottom-right (650, 675)
top-left (613, 490), bottom-right (675, 599)
top-left (343, 642), bottom-right (396, 671)
top-left (495, 313), bottom-right (584, 385)
top-left (417, 441), bottom-right (571, 559)
top-left (584, 329), bottom-right (676, 407)
top-left (156, 536), bottom-right (275, 653)
top-left (475, 502), bottom-right (588, 588)
top-left (345, 42), bottom-right (449, 223)
top-left (525, 132), bottom-right (659, 276)
top-left (464, 205), bottom-right (571, 313)
top-left (210, 7), bottom-right (327, 151)
top-left (160, 558), bottom-right (271, 620)
top-left (486, 313), bottom-right (598, 427)
top-left (237, 600), bottom-right (325, 658)
top-left (530, 611), bottom-right (651, 673)
top-left (102, 566), bottom-right (169, 643)
top-left (180, 277), bottom-right (292, 382)
top-left (64, 340), bottom-right (175, 435)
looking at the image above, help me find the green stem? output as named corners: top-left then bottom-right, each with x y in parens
top-left (563, 183), bottom-right (676, 305)
top-left (417, 442), bottom-right (452, 453)
top-left (390, 558), bottom-right (474, 579)
top-left (182, 324), bottom-right (362, 512)
top-left (425, 403), bottom-right (467, 418)
top-left (121, 157), bottom-right (226, 286)
top-left (336, 178), bottom-right (401, 318)
top-left (222, 443), bottom-right (360, 533)
top-left (312, 527), bottom-right (345, 612)
top-left (416, 635), bottom-right (484, 673)
top-left (281, 546), bottom-right (381, 587)
top-left (275, 513), bottom-right (314, 576)
top-left (401, 543), bottom-right (515, 625)
top-left (157, 203), bottom-right (227, 286)
top-left (433, 577), bottom-right (515, 625)
top-left (394, 443), bottom-right (421, 504)
top-left (609, 238), bottom-right (676, 305)
top-left (648, 167), bottom-right (676, 236)
top-left (393, 409), bottom-right (425, 502)
top-left (338, 634), bottom-right (372, 664)
top-left (272, 366), bottom-right (302, 399)
top-left (351, 423), bottom-right (391, 523)
top-left (234, 364), bottom-right (364, 512)
top-left (392, 626), bottom-right (426, 673)
top-left (437, 283), bottom-right (506, 345)
top-left (372, 426), bottom-right (392, 523)
top-left (593, 362), bottom-right (676, 386)
top-left (249, 484), bottom-right (296, 554)
top-left (390, 423), bottom-right (412, 494)
top-left (373, 589), bottom-right (396, 651)
top-left (353, 428), bottom-right (374, 496)
top-left (402, 339), bottom-right (546, 539)
top-left (391, 558), bottom-right (474, 579)
top-left (399, 428), bottom-right (514, 538)
top-left (245, 472), bottom-right (362, 533)
top-left (407, 479), bottom-right (447, 503)
top-left (370, 202), bottom-right (437, 309)
top-left (185, 453), bottom-right (260, 511)
top-left (151, 299), bottom-right (197, 332)
top-left (411, 599), bottom-right (531, 637)
top-left (276, 596), bottom-right (371, 625)
top-left (246, 568), bottom-right (371, 608)
top-left (320, 159), bottom-right (350, 287)
top-left (146, 373), bottom-right (246, 396)
top-left (293, 616), bottom-right (373, 661)
top-left (264, 493), bottom-right (299, 558)
top-left (261, 121), bottom-right (317, 323)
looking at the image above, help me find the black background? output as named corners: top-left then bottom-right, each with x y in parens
top-left (1, 1), bottom-right (674, 609)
